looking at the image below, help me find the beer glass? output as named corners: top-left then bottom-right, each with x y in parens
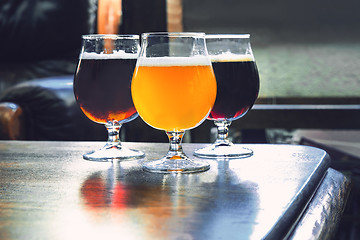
top-left (131, 32), bottom-right (217, 173)
top-left (74, 34), bottom-right (145, 161)
top-left (194, 34), bottom-right (260, 159)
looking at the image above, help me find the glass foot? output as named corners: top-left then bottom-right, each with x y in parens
top-left (143, 156), bottom-right (210, 173)
top-left (143, 130), bottom-right (210, 173)
top-left (83, 144), bottom-right (145, 162)
top-left (194, 143), bottom-right (253, 159)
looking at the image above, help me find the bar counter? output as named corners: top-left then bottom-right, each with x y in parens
top-left (0, 141), bottom-right (351, 239)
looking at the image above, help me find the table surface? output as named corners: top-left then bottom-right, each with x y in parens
top-left (0, 141), bottom-right (351, 240)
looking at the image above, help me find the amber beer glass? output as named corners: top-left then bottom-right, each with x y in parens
top-left (194, 34), bottom-right (260, 158)
top-left (131, 32), bottom-right (217, 173)
top-left (74, 34), bottom-right (144, 161)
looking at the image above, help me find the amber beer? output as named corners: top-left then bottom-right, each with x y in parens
top-left (208, 55), bottom-right (260, 121)
top-left (74, 52), bottom-right (138, 124)
top-left (131, 57), bottom-right (217, 132)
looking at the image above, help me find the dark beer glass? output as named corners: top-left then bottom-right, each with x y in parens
top-left (74, 34), bottom-right (144, 161)
top-left (194, 34), bottom-right (260, 158)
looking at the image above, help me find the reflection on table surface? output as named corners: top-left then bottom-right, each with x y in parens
top-left (0, 141), bottom-right (350, 240)
top-left (79, 160), bottom-right (258, 239)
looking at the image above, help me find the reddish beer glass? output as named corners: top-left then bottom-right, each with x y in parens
top-left (194, 34), bottom-right (260, 159)
top-left (74, 34), bottom-right (144, 161)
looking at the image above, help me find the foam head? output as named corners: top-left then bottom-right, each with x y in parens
top-left (81, 50), bottom-right (138, 59)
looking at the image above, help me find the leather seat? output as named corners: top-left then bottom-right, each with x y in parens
top-left (0, 76), bottom-right (106, 140)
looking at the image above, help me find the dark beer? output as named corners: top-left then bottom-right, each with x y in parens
top-left (208, 57), bottom-right (260, 121)
top-left (74, 53), bottom-right (138, 124)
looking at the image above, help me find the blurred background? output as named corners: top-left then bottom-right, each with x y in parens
top-left (0, 0), bottom-right (359, 238)
top-left (183, 0), bottom-right (360, 99)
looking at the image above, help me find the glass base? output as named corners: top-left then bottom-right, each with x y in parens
top-left (83, 144), bottom-right (145, 162)
top-left (194, 143), bottom-right (253, 159)
top-left (143, 156), bottom-right (210, 173)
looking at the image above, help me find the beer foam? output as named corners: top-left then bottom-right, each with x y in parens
top-left (210, 53), bottom-right (254, 62)
top-left (81, 50), bottom-right (138, 59)
top-left (137, 56), bottom-right (211, 66)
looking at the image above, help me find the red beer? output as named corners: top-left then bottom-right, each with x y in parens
top-left (74, 53), bottom-right (138, 124)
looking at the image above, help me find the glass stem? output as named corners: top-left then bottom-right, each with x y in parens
top-left (214, 120), bottom-right (232, 146)
top-left (105, 121), bottom-right (122, 148)
top-left (166, 131), bottom-right (187, 159)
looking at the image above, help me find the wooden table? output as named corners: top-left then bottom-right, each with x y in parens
top-left (0, 141), bottom-right (351, 239)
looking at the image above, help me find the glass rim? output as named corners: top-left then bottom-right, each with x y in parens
top-left (82, 34), bottom-right (140, 40)
top-left (205, 34), bottom-right (250, 39)
top-left (141, 32), bottom-right (206, 38)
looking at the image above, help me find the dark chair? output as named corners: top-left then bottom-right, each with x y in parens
top-left (0, 76), bottom-right (106, 140)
